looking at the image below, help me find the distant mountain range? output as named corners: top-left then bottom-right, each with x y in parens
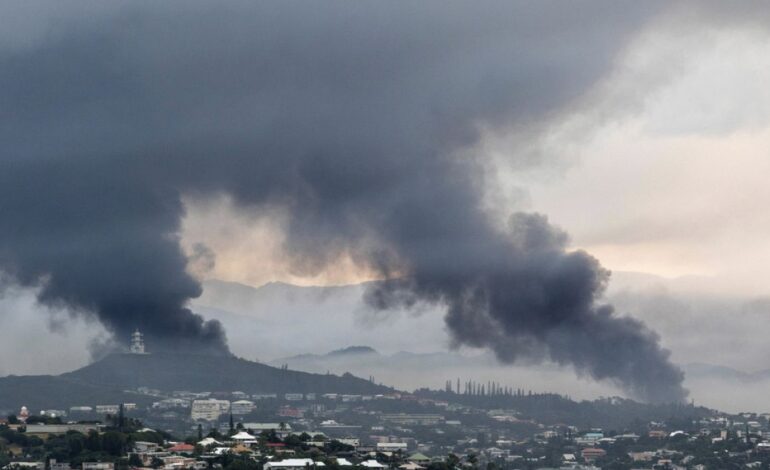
top-left (273, 346), bottom-right (770, 384)
top-left (682, 362), bottom-right (770, 383)
top-left (0, 352), bottom-right (391, 412)
top-left (266, 345), bottom-right (624, 398)
top-left (269, 346), bottom-right (770, 383)
top-left (270, 345), bottom-right (488, 371)
top-left (193, 279), bottom-right (450, 363)
top-left (269, 344), bottom-right (770, 410)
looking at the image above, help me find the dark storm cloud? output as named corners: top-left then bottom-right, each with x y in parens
top-left (0, 1), bottom-right (687, 399)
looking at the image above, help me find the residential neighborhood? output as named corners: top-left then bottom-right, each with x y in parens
top-left (5, 384), bottom-right (770, 470)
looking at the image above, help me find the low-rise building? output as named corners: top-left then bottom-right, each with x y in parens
top-left (581, 447), bottom-right (606, 462)
top-left (231, 400), bottom-right (255, 415)
top-left (264, 459), bottom-right (325, 470)
top-left (133, 442), bottom-right (161, 453)
top-left (153, 399), bottom-right (190, 409)
top-left (25, 424), bottom-right (99, 435)
top-left (360, 461), bottom-right (387, 469)
top-left (377, 442), bottom-right (408, 452)
top-left (167, 443), bottom-right (195, 455)
top-left (3, 462), bottom-right (45, 470)
top-left (191, 399), bottom-right (230, 421)
top-left (69, 406), bottom-right (93, 414)
top-left (49, 460), bottom-right (70, 470)
top-left (82, 463), bottom-right (114, 470)
top-left (243, 423), bottom-right (292, 434)
top-left (95, 405), bottom-right (120, 415)
top-left (380, 414), bottom-right (444, 426)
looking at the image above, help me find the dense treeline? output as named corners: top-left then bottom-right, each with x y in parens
top-left (416, 389), bottom-right (715, 431)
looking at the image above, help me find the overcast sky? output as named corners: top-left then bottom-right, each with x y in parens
top-left (2, 2), bottom-right (770, 406)
top-left (179, 10), bottom-right (770, 294)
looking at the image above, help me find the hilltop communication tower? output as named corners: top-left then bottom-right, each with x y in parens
top-left (130, 328), bottom-right (146, 354)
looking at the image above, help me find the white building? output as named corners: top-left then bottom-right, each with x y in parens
top-left (69, 406), bottom-right (93, 414)
top-left (360, 461), bottom-right (387, 469)
top-left (377, 443), bottom-right (408, 452)
top-left (252, 394), bottom-right (277, 400)
top-left (230, 400), bottom-right (255, 415)
top-left (50, 460), bottom-right (71, 470)
top-left (231, 431), bottom-right (256, 441)
top-left (197, 438), bottom-right (222, 447)
top-left (2, 463), bottom-right (44, 470)
top-left (26, 424), bottom-right (98, 435)
top-left (153, 399), bottom-right (190, 409)
top-left (95, 405), bottom-right (120, 415)
top-left (264, 459), bottom-right (325, 470)
top-left (82, 463), bottom-right (114, 470)
top-left (191, 399), bottom-right (230, 421)
top-left (130, 329), bottom-right (146, 354)
top-left (243, 423), bottom-right (291, 433)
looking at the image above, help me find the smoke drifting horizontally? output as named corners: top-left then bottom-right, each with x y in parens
top-left (0, 1), bottom-right (687, 401)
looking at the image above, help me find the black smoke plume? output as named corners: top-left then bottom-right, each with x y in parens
top-left (0, 1), bottom-right (687, 400)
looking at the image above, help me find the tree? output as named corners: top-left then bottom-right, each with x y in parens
top-left (224, 457), bottom-right (259, 470)
top-left (85, 430), bottom-right (102, 452)
top-left (128, 453), bottom-right (143, 467)
top-left (259, 430), bottom-right (280, 444)
top-left (67, 432), bottom-right (86, 456)
top-left (118, 404), bottom-right (125, 431)
top-left (283, 435), bottom-right (304, 448)
top-left (102, 431), bottom-right (127, 456)
top-left (325, 440), bottom-right (353, 454)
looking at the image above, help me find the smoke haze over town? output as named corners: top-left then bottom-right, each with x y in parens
top-left (3, 1), bottom-right (770, 413)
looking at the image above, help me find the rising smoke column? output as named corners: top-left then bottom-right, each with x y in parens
top-left (0, 157), bottom-right (228, 354)
top-left (367, 213), bottom-right (686, 403)
top-left (0, 1), bottom-right (688, 400)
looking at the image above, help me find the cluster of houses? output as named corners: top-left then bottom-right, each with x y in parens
top-left (106, 429), bottom-right (434, 470)
top-left (12, 384), bottom-right (770, 469)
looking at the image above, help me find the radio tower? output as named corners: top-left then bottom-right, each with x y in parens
top-left (130, 328), bottom-right (146, 354)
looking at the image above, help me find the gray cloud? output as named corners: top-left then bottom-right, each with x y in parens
top-left (0, 1), bottom-right (692, 400)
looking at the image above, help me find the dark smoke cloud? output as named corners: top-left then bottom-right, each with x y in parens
top-left (368, 213), bottom-right (685, 402)
top-left (0, 1), bottom-right (689, 399)
top-left (188, 243), bottom-right (217, 280)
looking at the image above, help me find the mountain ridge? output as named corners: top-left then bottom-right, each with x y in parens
top-left (0, 352), bottom-right (392, 412)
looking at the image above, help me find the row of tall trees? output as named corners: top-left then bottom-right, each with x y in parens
top-left (444, 379), bottom-right (534, 397)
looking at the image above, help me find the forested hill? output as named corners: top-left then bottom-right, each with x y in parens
top-left (0, 353), bottom-right (391, 411)
top-left (63, 353), bottom-right (391, 394)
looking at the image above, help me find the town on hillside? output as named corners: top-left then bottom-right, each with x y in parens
top-left (1, 332), bottom-right (769, 470)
